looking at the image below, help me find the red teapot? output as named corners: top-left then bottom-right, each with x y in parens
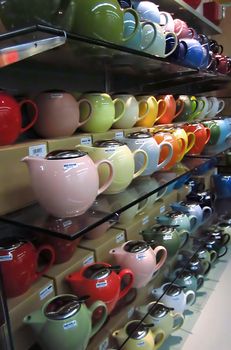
top-left (182, 123), bottom-right (210, 155)
top-left (155, 95), bottom-right (185, 125)
top-left (66, 262), bottom-right (134, 314)
top-left (0, 91), bottom-right (38, 145)
top-left (0, 237), bottom-right (55, 298)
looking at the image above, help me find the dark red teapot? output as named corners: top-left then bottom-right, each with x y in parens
top-left (66, 262), bottom-right (134, 314)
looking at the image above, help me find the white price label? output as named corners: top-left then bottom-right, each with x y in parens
top-left (29, 144), bottom-right (47, 158)
top-left (136, 253), bottom-right (146, 261)
top-left (135, 140), bottom-right (145, 145)
top-left (50, 93), bottom-right (63, 99)
top-left (96, 281), bottom-right (108, 288)
top-left (62, 220), bottom-right (72, 228)
top-left (39, 283), bottom-right (53, 300)
top-left (99, 338), bottom-right (109, 350)
top-left (104, 147), bottom-right (116, 152)
top-left (63, 163), bottom-right (78, 171)
top-left (114, 131), bottom-right (124, 139)
top-left (142, 216), bottom-right (149, 225)
top-left (63, 320), bottom-right (77, 330)
top-left (116, 232), bottom-right (125, 243)
top-left (127, 306), bottom-right (135, 319)
top-left (80, 136), bottom-right (92, 145)
top-left (137, 341), bottom-right (145, 347)
top-left (164, 233), bottom-right (173, 240)
top-left (160, 205), bottom-right (165, 214)
top-left (0, 253), bottom-right (13, 261)
top-left (83, 255), bottom-right (94, 266)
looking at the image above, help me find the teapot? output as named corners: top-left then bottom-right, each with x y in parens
top-left (109, 240), bottom-right (167, 288)
top-left (155, 95), bottom-right (184, 125)
top-left (152, 282), bottom-right (196, 314)
top-left (78, 140), bottom-right (148, 194)
top-left (202, 228), bottom-right (230, 247)
top-left (186, 190), bottom-right (216, 209)
top-left (203, 236), bottom-right (228, 259)
top-left (171, 201), bottom-right (212, 229)
top-left (112, 320), bottom-right (165, 350)
top-left (136, 301), bottom-right (184, 340)
top-left (123, 131), bottom-right (173, 175)
top-left (170, 270), bottom-right (204, 293)
top-left (194, 245), bottom-right (218, 265)
top-left (66, 262), bottom-right (134, 314)
top-left (0, 91), bottom-right (38, 146)
top-left (156, 210), bottom-right (198, 233)
top-left (141, 224), bottom-right (189, 258)
top-left (24, 294), bottom-right (107, 350)
top-left (0, 237), bottom-right (55, 298)
top-left (182, 123), bottom-right (210, 155)
top-left (22, 150), bottom-right (114, 218)
top-left (177, 252), bottom-right (211, 276)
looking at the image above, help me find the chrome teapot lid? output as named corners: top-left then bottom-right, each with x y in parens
top-left (149, 303), bottom-right (171, 318)
top-left (126, 131), bottom-right (152, 139)
top-left (83, 263), bottom-right (112, 280)
top-left (46, 150), bottom-right (86, 160)
top-left (155, 225), bottom-right (175, 234)
top-left (44, 295), bottom-right (87, 320)
top-left (188, 257), bottom-right (200, 270)
top-left (163, 283), bottom-right (182, 296)
top-left (165, 211), bottom-right (184, 219)
top-left (0, 237), bottom-right (25, 251)
top-left (124, 240), bottom-right (149, 253)
top-left (126, 321), bottom-right (150, 339)
top-left (93, 139), bottom-right (125, 147)
top-left (178, 270), bottom-right (193, 280)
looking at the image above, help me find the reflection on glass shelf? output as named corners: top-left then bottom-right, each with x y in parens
top-left (0, 157), bottom-right (210, 240)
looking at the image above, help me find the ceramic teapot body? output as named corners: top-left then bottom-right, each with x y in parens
top-left (78, 140), bottom-right (148, 194)
top-left (157, 210), bottom-right (198, 233)
top-left (24, 294), bottom-right (107, 350)
top-left (109, 240), bottom-right (167, 288)
top-left (22, 150), bottom-right (113, 218)
top-left (171, 201), bottom-right (212, 228)
top-left (66, 262), bottom-right (134, 313)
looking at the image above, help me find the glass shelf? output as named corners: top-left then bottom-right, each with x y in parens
top-left (0, 25), bottom-right (229, 96)
top-left (154, 0), bottom-right (222, 35)
top-left (0, 157), bottom-right (212, 241)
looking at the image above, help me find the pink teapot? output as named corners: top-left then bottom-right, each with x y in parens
top-left (22, 150), bottom-right (114, 218)
top-left (109, 240), bottom-right (167, 288)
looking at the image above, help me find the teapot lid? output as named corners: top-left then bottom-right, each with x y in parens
top-left (44, 295), bottom-right (82, 320)
top-left (0, 237), bottom-right (25, 251)
top-left (178, 270), bottom-right (193, 280)
top-left (164, 283), bottom-right (182, 296)
top-left (149, 303), bottom-right (171, 318)
top-left (83, 263), bottom-right (111, 280)
top-left (93, 139), bottom-right (125, 147)
top-left (166, 211), bottom-right (184, 218)
top-left (46, 150), bottom-right (86, 160)
top-left (126, 131), bottom-right (152, 139)
top-left (126, 321), bottom-right (149, 339)
top-left (155, 225), bottom-right (175, 234)
top-left (124, 240), bottom-right (149, 253)
top-left (188, 257), bottom-right (200, 270)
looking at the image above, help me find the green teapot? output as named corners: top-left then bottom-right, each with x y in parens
top-left (23, 294), bottom-right (107, 350)
top-left (141, 224), bottom-right (189, 258)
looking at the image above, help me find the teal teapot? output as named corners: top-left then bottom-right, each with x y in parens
top-left (23, 294), bottom-right (107, 350)
top-left (156, 210), bottom-right (198, 233)
top-left (141, 224), bottom-right (189, 258)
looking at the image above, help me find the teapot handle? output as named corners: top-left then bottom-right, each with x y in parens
top-left (122, 8), bottom-right (140, 42)
top-left (136, 100), bottom-right (150, 121)
top-left (34, 244), bottom-right (55, 281)
top-left (152, 328), bottom-right (165, 349)
top-left (118, 268), bottom-right (134, 300)
top-left (152, 246), bottom-right (167, 271)
top-left (204, 127), bottom-right (211, 145)
top-left (222, 233), bottom-right (230, 245)
top-left (95, 159), bottom-right (114, 195)
top-left (132, 149), bottom-right (148, 179)
top-left (178, 229), bottom-right (189, 249)
top-left (20, 99), bottom-right (38, 133)
top-left (196, 274), bottom-right (204, 290)
top-left (202, 206), bottom-right (212, 223)
top-left (89, 300), bottom-right (108, 337)
top-left (77, 99), bottom-right (92, 127)
top-left (185, 132), bottom-right (196, 153)
top-left (174, 98), bottom-right (185, 119)
top-left (163, 32), bottom-right (178, 58)
top-left (156, 99), bottom-right (167, 122)
top-left (217, 99), bottom-right (225, 114)
top-left (140, 21), bottom-right (157, 51)
top-left (209, 249), bottom-right (218, 264)
top-left (185, 290), bottom-right (196, 306)
top-left (188, 215), bottom-right (198, 232)
top-left (112, 98), bottom-right (126, 123)
top-left (172, 312), bottom-right (184, 332)
top-left (155, 141), bottom-right (173, 171)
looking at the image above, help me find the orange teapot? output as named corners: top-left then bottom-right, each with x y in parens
top-left (155, 95), bottom-right (185, 125)
top-left (182, 123), bottom-right (210, 155)
top-left (153, 129), bottom-right (186, 170)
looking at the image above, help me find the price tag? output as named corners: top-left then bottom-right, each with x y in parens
top-left (83, 254), bottom-right (94, 266)
top-left (142, 216), bottom-right (149, 225)
top-left (39, 283), bottom-right (53, 300)
top-left (29, 144), bottom-right (47, 158)
top-left (114, 131), bottom-right (124, 139)
top-left (135, 140), bottom-right (145, 145)
top-left (137, 341), bottom-right (145, 347)
top-left (99, 338), bottom-right (109, 350)
top-left (50, 93), bottom-right (63, 99)
top-left (63, 163), bottom-right (78, 171)
top-left (127, 306), bottom-right (135, 319)
top-left (116, 232), bottom-right (125, 243)
top-left (0, 253), bottom-right (13, 261)
top-left (160, 205), bottom-right (165, 214)
top-left (136, 253), bottom-right (146, 261)
top-left (62, 220), bottom-right (72, 228)
top-left (164, 233), bottom-right (173, 240)
top-left (80, 136), bottom-right (92, 145)
top-left (96, 281), bottom-right (107, 288)
top-left (63, 320), bottom-right (77, 330)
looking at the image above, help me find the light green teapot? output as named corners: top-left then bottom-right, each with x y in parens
top-left (23, 294), bottom-right (107, 350)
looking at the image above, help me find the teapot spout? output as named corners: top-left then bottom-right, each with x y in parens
top-left (21, 155), bottom-right (44, 164)
top-left (109, 247), bottom-right (124, 263)
top-left (112, 329), bottom-right (126, 346)
top-left (23, 309), bottom-right (46, 335)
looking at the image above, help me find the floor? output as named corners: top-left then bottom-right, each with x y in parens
top-left (160, 247), bottom-right (231, 350)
